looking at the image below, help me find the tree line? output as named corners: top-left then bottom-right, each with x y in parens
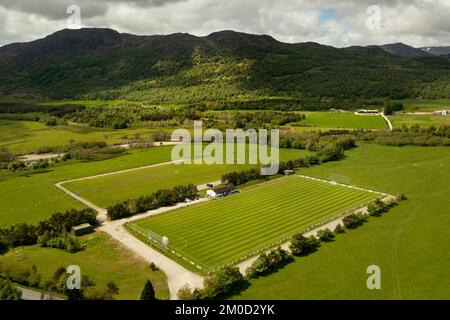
top-left (0, 208), bottom-right (98, 254)
top-left (107, 184), bottom-right (198, 220)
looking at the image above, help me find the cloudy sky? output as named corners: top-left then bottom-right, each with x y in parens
top-left (0, 0), bottom-right (449, 48)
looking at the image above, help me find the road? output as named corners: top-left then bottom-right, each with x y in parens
top-left (18, 286), bottom-right (62, 300)
top-left (381, 113), bottom-right (394, 131)
top-left (54, 161), bottom-right (223, 299)
top-left (99, 198), bottom-right (211, 299)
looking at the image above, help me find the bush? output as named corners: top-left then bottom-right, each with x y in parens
top-left (37, 231), bottom-right (84, 253)
top-left (0, 148), bottom-right (14, 162)
top-left (177, 284), bottom-right (202, 300)
top-left (201, 267), bottom-right (244, 299)
top-left (0, 263), bottom-right (41, 289)
top-left (342, 213), bottom-right (367, 229)
top-left (149, 263), bottom-right (158, 271)
top-left (317, 228), bottom-right (335, 242)
top-left (221, 168), bottom-right (264, 186)
top-left (333, 223), bottom-right (345, 234)
top-left (289, 234), bottom-right (320, 256)
top-left (107, 184), bottom-right (198, 220)
top-left (246, 247), bottom-right (292, 279)
top-left (0, 278), bottom-right (22, 300)
top-left (397, 193), bottom-right (407, 201)
top-left (367, 199), bottom-right (391, 217)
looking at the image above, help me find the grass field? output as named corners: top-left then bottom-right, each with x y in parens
top-left (291, 112), bottom-right (387, 130)
top-left (0, 120), bottom-right (172, 154)
top-left (0, 232), bottom-right (169, 300)
top-left (233, 143), bottom-right (450, 300)
top-left (0, 146), bottom-right (175, 225)
top-left (389, 114), bottom-right (450, 128)
top-left (61, 148), bottom-right (312, 208)
top-left (129, 175), bottom-right (379, 271)
top-left (0, 146), bottom-right (308, 226)
top-left (393, 99), bottom-right (450, 112)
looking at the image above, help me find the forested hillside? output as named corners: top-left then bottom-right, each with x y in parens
top-left (1, 28), bottom-right (449, 106)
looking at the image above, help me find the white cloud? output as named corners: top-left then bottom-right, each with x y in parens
top-left (0, 0), bottom-right (449, 47)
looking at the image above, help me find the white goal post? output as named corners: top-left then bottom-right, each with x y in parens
top-left (148, 229), bottom-right (170, 249)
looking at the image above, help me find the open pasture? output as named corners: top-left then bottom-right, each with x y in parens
top-left (129, 175), bottom-right (379, 271)
top-left (389, 114), bottom-right (450, 128)
top-left (61, 147), bottom-right (311, 208)
top-left (291, 112), bottom-right (387, 130)
top-left (393, 99), bottom-right (450, 112)
top-left (0, 120), bottom-right (172, 154)
top-left (234, 143), bottom-right (450, 300)
top-left (0, 232), bottom-right (169, 300)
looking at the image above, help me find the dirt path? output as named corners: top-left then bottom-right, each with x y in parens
top-left (17, 286), bottom-right (63, 300)
top-left (382, 114), bottom-right (394, 131)
top-left (98, 198), bottom-right (210, 299)
top-left (55, 161), bottom-right (222, 299)
top-left (101, 222), bottom-right (203, 299)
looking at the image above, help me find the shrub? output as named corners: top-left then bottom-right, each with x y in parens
top-left (201, 267), bottom-right (244, 299)
top-left (333, 223), bottom-right (345, 234)
top-left (37, 231), bottom-right (84, 253)
top-left (0, 278), bottom-right (22, 300)
top-left (317, 228), bottom-right (335, 242)
top-left (0, 148), bottom-right (14, 162)
top-left (222, 168), bottom-right (264, 186)
top-left (177, 284), bottom-right (202, 300)
top-left (107, 184), bottom-right (198, 220)
top-left (149, 263), bottom-right (158, 271)
top-left (397, 193), bottom-right (407, 201)
top-left (246, 247), bottom-right (292, 279)
top-left (289, 234), bottom-right (320, 256)
top-left (342, 213), bottom-right (367, 229)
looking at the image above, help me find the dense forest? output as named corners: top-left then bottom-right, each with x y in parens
top-left (1, 28), bottom-right (449, 105)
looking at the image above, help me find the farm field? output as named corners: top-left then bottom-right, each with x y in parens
top-left (0, 120), bottom-right (172, 154)
top-left (291, 112), bottom-right (387, 130)
top-left (389, 114), bottom-right (450, 128)
top-left (129, 175), bottom-right (379, 271)
top-left (233, 143), bottom-right (450, 300)
top-left (61, 148), bottom-right (312, 208)
top-left (0, 232), bottom-right (169, 300)
top-left (0, 146), bottom-right (175, 225)
top-left (393, 99), bottom-right (450, 112)
top-left (0, 146), bottom-right (308, 226)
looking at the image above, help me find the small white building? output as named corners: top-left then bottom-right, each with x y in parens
top-left (354, 109), bottom-right (379, 115)
top-left (432, 110), bottom-right (450, 116)
top-left (207, 185), bottom-right (237, 198)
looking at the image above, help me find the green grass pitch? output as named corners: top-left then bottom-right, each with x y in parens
top-left (129, 175), bottom-right (380, 271)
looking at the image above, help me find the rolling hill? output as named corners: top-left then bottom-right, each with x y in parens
top-left (1, 28), bottom-right (450, 104)
top-left (378, 43), bottom-right (434, 58)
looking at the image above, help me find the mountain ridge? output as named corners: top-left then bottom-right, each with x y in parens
top-left (1, 28), bottom-right (449, 102)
